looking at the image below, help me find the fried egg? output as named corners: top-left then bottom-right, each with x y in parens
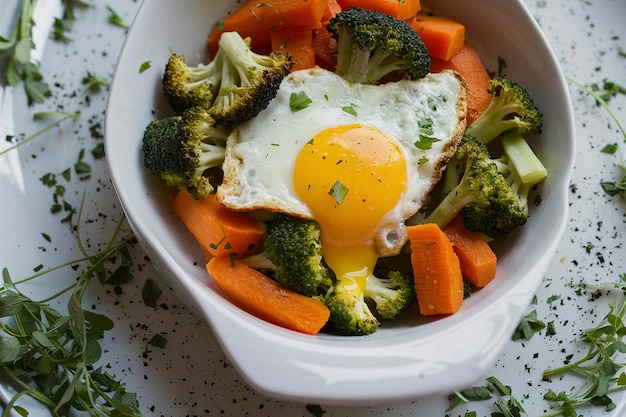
top-left (218, 67), bottom-right (466, 283)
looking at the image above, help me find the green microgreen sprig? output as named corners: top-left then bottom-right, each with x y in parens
top-left (540, 299), bottom-right (626, 417)
top-left (106, 5), bottom-right (130, 30)
top-left (0, 0), bottom-right (51, 105)
top-left (80, 71), bottom-right (111, 98)
top-left (447, 376), bottom-right (527, 416)
top-left (52, 0), bottom-right (94, 42)
top-left (0, 193), bottom-right (142, 417)
top-left (511, 309), bottom-right (546, 341)
top-left (1, 111), bottom-right (80, 157)
top-left (565, 75), bottom-right (626, 196)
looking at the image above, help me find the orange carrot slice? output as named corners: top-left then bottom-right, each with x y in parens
top-left (443, 215), bottom-right (497, 288)
top-left (322, 0), bottom-right (342, 22)
top-left (206, 256), bottom-right (331, 335)
top-left (270, 26), bottom-right (315, 71)
top-left (407, 223), bottom-right (464, 316)
top-left (312, 25), bottom-right (337, 69)
top-left (312, 0), bottom-right (341, 68)
top-left (429, 43), bottom-right (492, 125)
top-left (171, 190), bottom-right (263, 260)
top-left (407, 13), bottom-right (465, 61)
top-left (208, 0), bottom-right (329, 55)
top-left (337, 0), bottom-right (420, 20)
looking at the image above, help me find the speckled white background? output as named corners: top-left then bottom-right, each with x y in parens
top-left (1, 0), bottom-right (625, 416)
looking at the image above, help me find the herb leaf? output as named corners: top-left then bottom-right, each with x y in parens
top-left (289, 91), bottom-right (313, 112)
top-left (342, 104), bottom-right (358, 116)
top-left (142, 278), bottom-right (162, 308)
top-left (542, 299), bottom-right (626, 416)
top-left (414, 118), bottom-right (441, 150)
top-left (81, 70), bottom-right (111, 98)
top-left (149, 334), bottom-right (168, 348)
top-left (106, 5), bottom-right (130, 30)
top-left (139, 60), bottom-right (152, 73)
top-left (512, 309), bottom-right (546, 341)
top-left (328, 180), bottom-right (349, 205)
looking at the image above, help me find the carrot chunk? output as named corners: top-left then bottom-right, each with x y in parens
top-left (312, 0), bottom-right (341, 68)
top-left (407, 223), bottom-right (464, 316)
top-left (206, 256), bottom-right (331, 335)
top-left (337, 0), bottom-right (420, 20)
top-left (208, 0), bottom-right (329, 55)
top-left (171, 190), bottom-right (263, 260)
top-left (443, 215), bottom-right (497, 288)
top-left (270, 26), bottom-right (315, 71)
top-left (312, 26), bottom-right (337, 69)
top-left (429, 43), bottom-right (492, 125)
top-left (322, 0), bottom-right (342, 22)
top-left (407, 13), bottom-right (465, 61)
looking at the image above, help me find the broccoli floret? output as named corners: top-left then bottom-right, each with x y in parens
top-left (162, 53), bottom-right (219, 113)
top-left (142, 107), bottom-right (227, 199)
top-left (426, 135), bottom-right (528, 234)
top-left (240, 213), bottom-right (334, 297)
top-left (434, 79), bottom-right (547, 232)
top-left (181, 106), bottom-right (231, 147)
top-left (327, 8), bottom-right (430, 84)
top-left (324, 270), bottom-right (415, 336)
top-left (162, 31), bottom-right (292, 126)
top-left (240, 213), bottom-right (415, 335)
top-left (363, 271), bottom-right (415, 320)
top-left (465, 78), bottom-right (543, 144)
top-left (210, 32), bottom-right (293, 126)
top-left (325, 276), bottom-right (381, 336)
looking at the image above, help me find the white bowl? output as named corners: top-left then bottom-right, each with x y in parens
top-left (105, 0), bottom-right (575, 405)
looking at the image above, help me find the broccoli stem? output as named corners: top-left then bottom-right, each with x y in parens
top-left (425, 181), bottom-right (478, 228)
top-left (238, 253), bottom-right (277, 272)
top-left (465, 103), bottom-right (522, 144)
top-left (501, 132), bottom-right (547, 185)
top-left (218, 31), bottom-right (273, 88)
top-left (440, 159), bottom-right (461, 198)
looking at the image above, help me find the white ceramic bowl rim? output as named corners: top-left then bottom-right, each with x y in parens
top-left (105, 0), bottom-right (576, 405)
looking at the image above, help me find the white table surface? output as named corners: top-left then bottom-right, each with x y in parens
top-left (1, 0), bottom-right (625, 416)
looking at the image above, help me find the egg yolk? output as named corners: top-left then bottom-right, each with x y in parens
top-left (293, 124), bottom-right (408, 286)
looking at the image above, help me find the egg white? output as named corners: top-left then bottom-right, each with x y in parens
top-left (217, 67), bottom-right (467, 255)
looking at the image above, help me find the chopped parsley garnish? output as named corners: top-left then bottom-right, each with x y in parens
top-left (511, 309), bottom-right (546, 341)
top-left (328, 180), bottom-right (349, 205)
top-left (142, 278), bottom-right (162, 308)
top-left (52, 0), bottom-right (93, 42)
top-left (342, 104), bottom-right (358, 116)
top-left (148, 334), bottom-right (168, 348)
top-left (81, 71), bottom-right (111, 98)
top-left (289, 91), bottom-right (313, 112)
top-left (414, 118), bottom-right (441, 150)
top-left (74, 148), bottom-right (92, 174)
top-left (106, 5), bottom-right (130, 29)
top-left (601, 177), bottom-right (626, 196)
top-left (447, 376), bottom-right (525, 415)
top-left (139, 60), bottom-right (152, 73)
